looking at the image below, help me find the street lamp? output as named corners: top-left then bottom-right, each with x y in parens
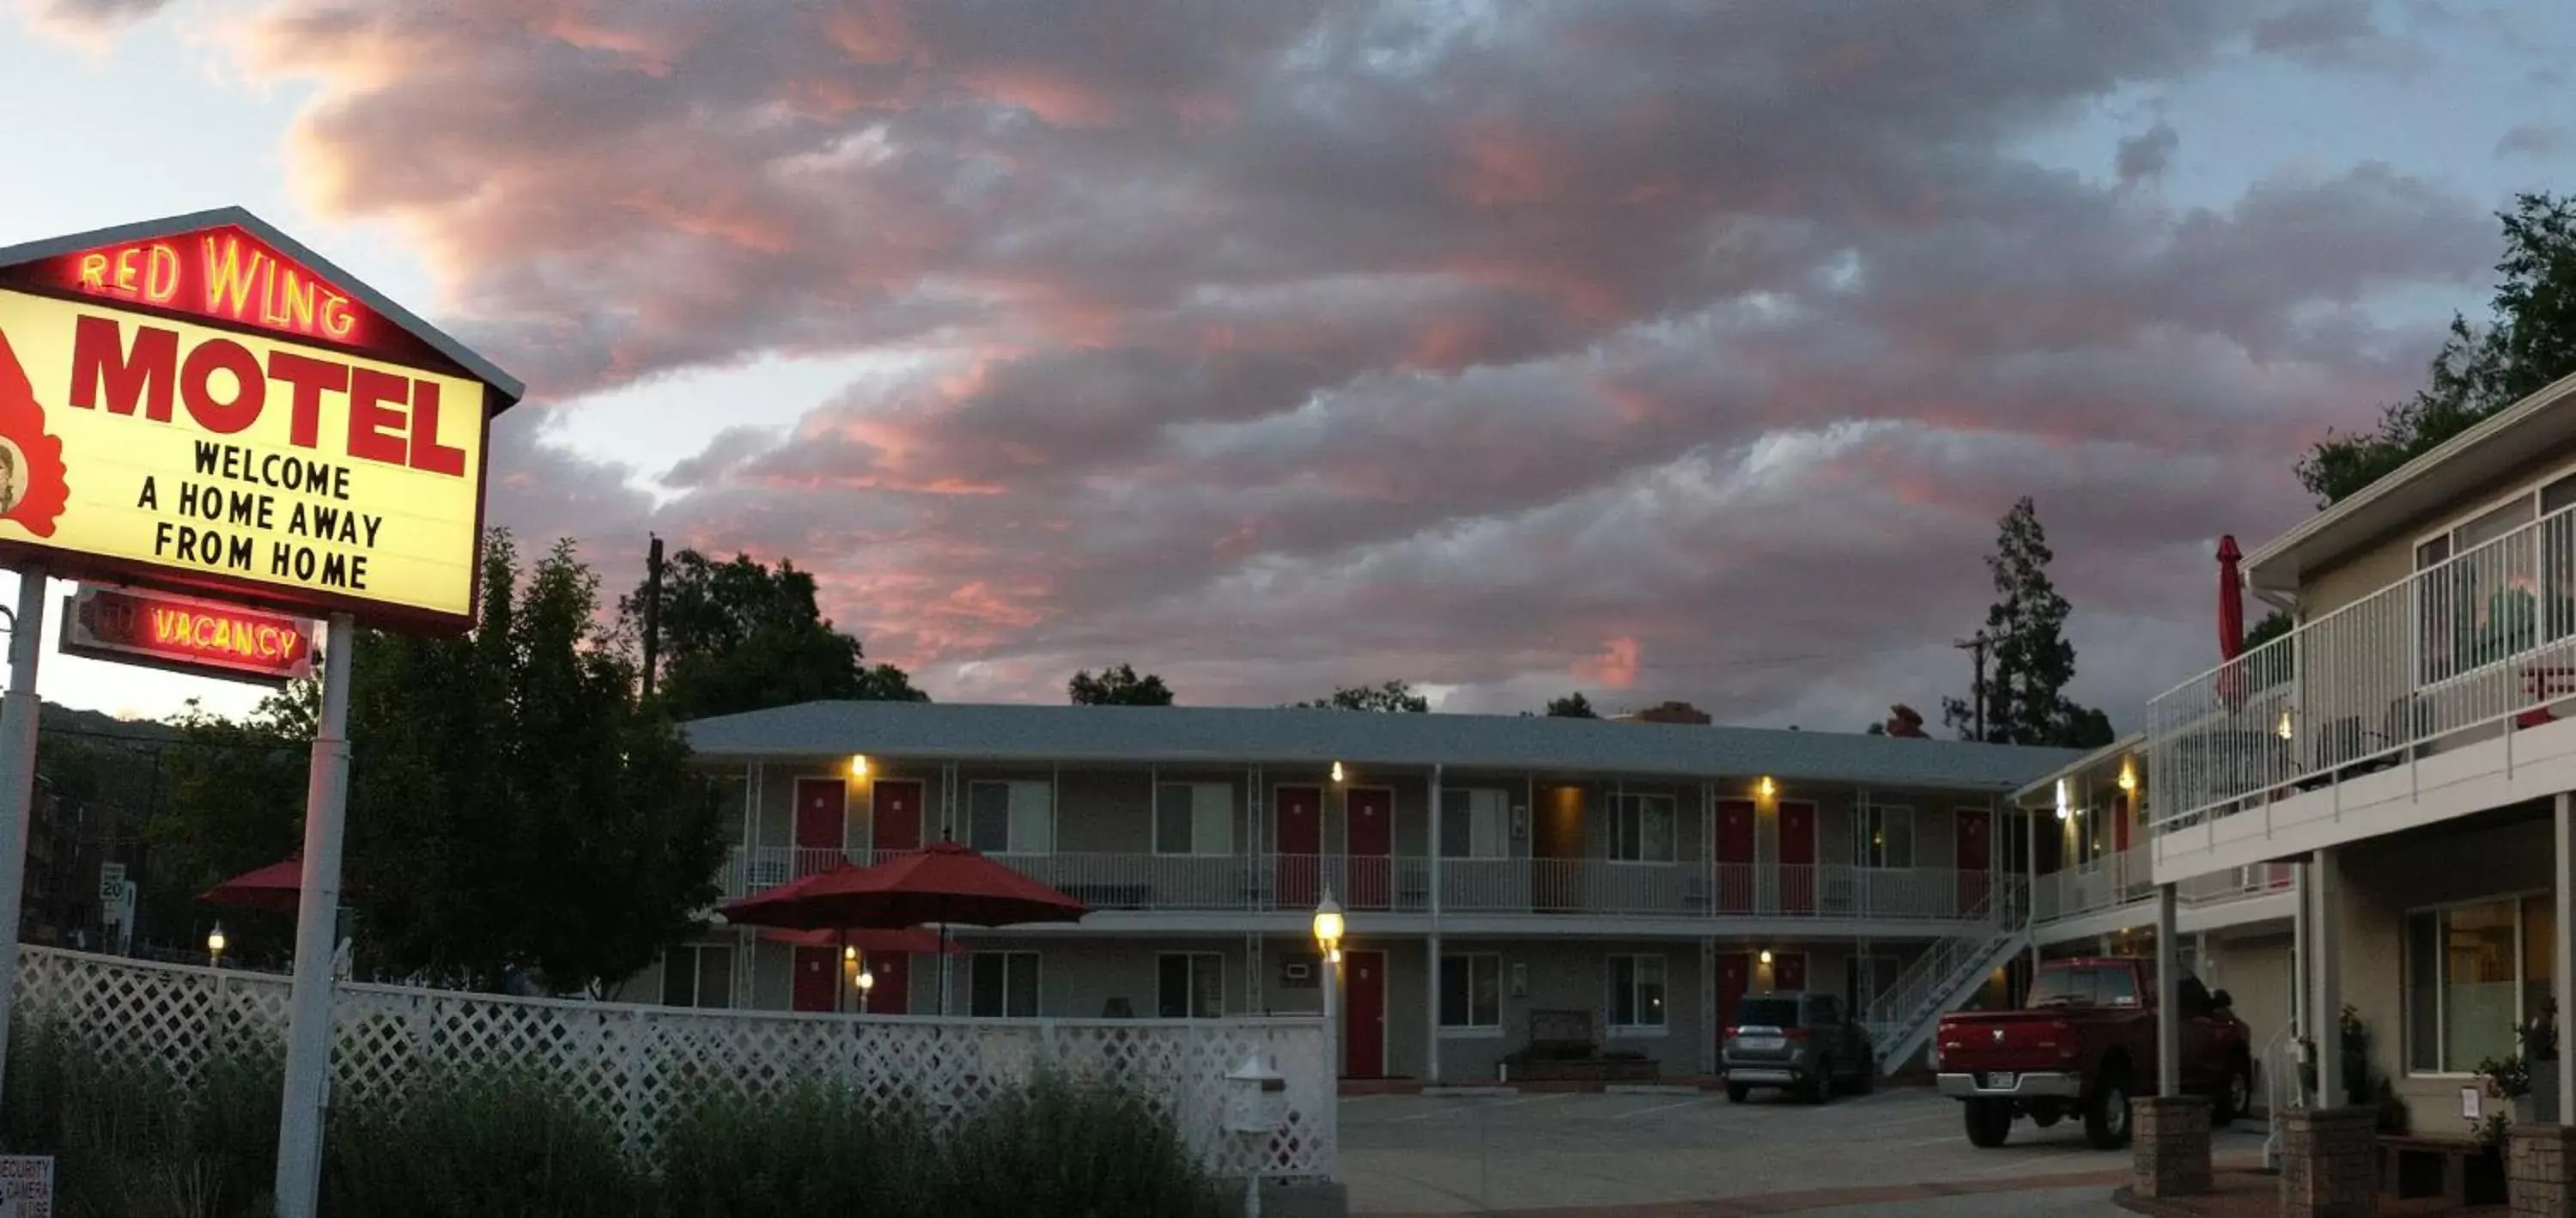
top-left (206, 923), bottom-right (227, 969)
top-left (1314, 891), bottom-right (1344, 1082)
top-left (842, 944), bottom-right (858, 1014)
top-left (856, 966), bottom-right (876, 1014)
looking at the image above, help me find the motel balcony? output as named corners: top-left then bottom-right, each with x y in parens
top-left (714, 845), bottom-right (2010, 923)
top-left (2148, 502), bottom-right (2576, 880)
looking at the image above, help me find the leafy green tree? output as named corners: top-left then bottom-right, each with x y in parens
top-left (622, 549), bottom-right (927, 722)
top-left (2243, 609), bottom-right (2294, 652)
top-left (1544, 692), bottom-right (1598, 718)
top-left (1067, 664), bottom-right (1175, 705)
top-left (2300, 193), bottom-right (2576, 504)
top-left (1941, 497), bottom-right (2115, 748)
top-left (1296, 680), bottom-right (1430, 713)
top-left (153, 533), bottom-right (726, 994)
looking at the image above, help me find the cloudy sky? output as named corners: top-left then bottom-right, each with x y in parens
top-left (6, 0), bottom-right (2572, 730)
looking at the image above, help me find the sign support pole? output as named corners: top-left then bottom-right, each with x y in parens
top-left (0, 566), bottom-right (46, 1111)
top-left (273, 612), bottom-right (354, 1218)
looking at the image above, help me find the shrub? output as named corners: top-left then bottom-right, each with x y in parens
top-left (0, 1021), bottom-right (282, 1218)
top-left (320, 1067), bottom-right (644, 1218)
top-left (659, 1080), bottom-right (942, 1218)
top-left (939, 1072), bottom-right (1225, 1218)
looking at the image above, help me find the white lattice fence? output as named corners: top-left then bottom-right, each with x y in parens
top-left (15, 947), bottom-right (1334, 1181)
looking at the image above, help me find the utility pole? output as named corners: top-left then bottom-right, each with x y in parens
top-left (1953, 630), bottom-right (1994, 741)
top-left (641, 534), bottom-right (665, 698)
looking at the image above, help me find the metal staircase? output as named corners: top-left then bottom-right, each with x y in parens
top-left (1863, 922), bottom-right (2029, 1075)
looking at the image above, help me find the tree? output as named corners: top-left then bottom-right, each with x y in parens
top-left (155, 533), bottom-right (727, 994)
top-left (2243, 609), bottom-right (2293, 652)
top-left (1543, 692), bottom-right (1598, 718)
top-left (1941, 497), bottom-right (2116, 748)
top-left (622, 549), bottom-right (927, 721)
top-left (1296, 680), bottom-right (1431, 713)
top-left (2300, 193), bottom-right (2576, 505)
top-left (1068, 664), bottom-right (1175, 705)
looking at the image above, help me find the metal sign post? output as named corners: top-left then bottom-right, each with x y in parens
top-left (271, 612), bottom-right (353, 1218)
top-left (0, 566), bottom-right (46, 1111)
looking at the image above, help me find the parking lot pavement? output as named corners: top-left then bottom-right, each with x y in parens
top-left (1342, 1087), bottom-right (2270, 1216)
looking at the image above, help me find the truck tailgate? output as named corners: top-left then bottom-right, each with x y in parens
top-left (1935, 1009), bottom-right (2077, 1074)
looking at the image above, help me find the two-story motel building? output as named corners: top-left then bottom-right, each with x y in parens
top-left (619, 701), bottom-right (2082, 1082)
top-left (2148, 370), bottom-right (2576, 1135)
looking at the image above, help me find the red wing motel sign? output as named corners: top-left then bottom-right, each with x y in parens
top-left (0, 208), bottom-right (522, 635)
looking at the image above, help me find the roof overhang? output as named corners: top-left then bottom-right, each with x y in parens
top-left (2009, 732), bottom-right (2145, 803)
top-left (2241, 369), bottom-right (2576, 598)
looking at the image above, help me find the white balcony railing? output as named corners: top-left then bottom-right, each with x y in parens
top-left (720, 848), bottom-right (2004, 921)
top-left (2028, 844), bottom-right (2153, 923)
top-left (2149, 504), bottom-right (2576, 831)
top-left (2178, 862), bottom-right (2298, 907)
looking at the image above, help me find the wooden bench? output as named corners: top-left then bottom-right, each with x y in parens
top-left (2377, 1134), bottom-right (2502, 1206)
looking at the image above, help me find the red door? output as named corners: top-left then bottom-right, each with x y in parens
top-left (1276, 785), bottom-right (1322, 905)
top-left (873, 779), bottom-right (924, 856)
top-left (794, 778), bottom-right (846, 878)
top-left (1716, 801), bottom-right (1755, 913)
top-left (2111, 794), bottom-right (2131, 853)
top-left (1771, 952), bottom-right (1807, 994)
top-left (1777, 801), bottom-right (1816, 914)
top-left (1343, 950), bottom-right (1387, 1077)
top-left (1716, 952), bottom-right (1752, 1038)
top-left (791, 946), bottom-right (838, 1013)
top-left (1346, 788), bottom-right (1394, 910)
top-left (863, 953), bottom-right (910, 1015)
top-left (1955, 809), bottom-right (1991, 917)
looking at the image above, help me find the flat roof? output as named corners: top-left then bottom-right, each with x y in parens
top-left (682, 701), bottom-right (2086, 792)
top-left (2009, 733), bottom-right (2146, 803)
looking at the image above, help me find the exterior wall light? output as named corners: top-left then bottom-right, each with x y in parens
top-left (1758, 776), bottom-right (1776, 799)
top-left (850, 754), bottom-right (870, 778)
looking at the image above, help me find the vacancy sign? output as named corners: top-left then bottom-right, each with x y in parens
top-left (0, 210), bottom-right (521, 633)
top-left (63, 584), bottom-right (315, 685)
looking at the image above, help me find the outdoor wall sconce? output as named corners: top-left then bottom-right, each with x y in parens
top-left (843, 945), bottom-right (858, 964)
top-left (849, 754), bottom-right (870, 778)
top-left (2275, 709), bottom-right (2295, 741)
top-left (1313, 892), bottom-right (1345, 964)
top-left (1758, 776), bottom-right (1776, 799)
top-left (1758, 949), bottom-right (1773, 966)
top-left (2117, 766), bottom-right (2136, 792)
top-left (1330, 761), bottom-right (1345, 783)
top-left (2055, 778), bottom-right (2070, 821)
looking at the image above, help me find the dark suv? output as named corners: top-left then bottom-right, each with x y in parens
top-left (1722, 991), bottom-right (1877, 1103)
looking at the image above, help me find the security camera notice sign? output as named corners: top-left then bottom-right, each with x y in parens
top-left (0, 1155), bottom-right (52, 1217)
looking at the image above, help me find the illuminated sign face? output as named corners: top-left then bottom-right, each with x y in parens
top-left (55, 228), bottom-right (366, 346)
top-left (0, 289), bottom-right (487, 628)
top-left (61, 583), bottom-right (315, 685)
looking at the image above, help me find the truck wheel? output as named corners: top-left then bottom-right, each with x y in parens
top-left (2085, 1071), bottom-right (2133, 1150)
top-left (1725, 1082), bottom-right (1749, 1103)
top-left (2212, 1053), bottom-right (2251, 1126)
top-left (1806, 1060), bottom-right (1832, 1104)
top-left (1963, 1099), bottom-right (2011, 1148)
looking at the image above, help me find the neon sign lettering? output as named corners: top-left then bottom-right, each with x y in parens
top-left (69, 231), bottom-right (361, 344)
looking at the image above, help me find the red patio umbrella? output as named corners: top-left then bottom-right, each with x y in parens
top-left (756, 926), bottom-right (962, 954)
top-left (2217, 534), bottom-right (2249, 710)
top-left (200, 855), bottom-right (304, 912)
top-left (720, 840), bottom-right (1089, 1014)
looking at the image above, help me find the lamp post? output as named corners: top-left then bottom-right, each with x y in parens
top-left (207, 923), bottom-right (227, 970)
top-left (841, 944), bottom-right (857, 1014)
top-left (856, 966), bottom-right (876, 1014)
top-left (1313, 891), bottom-right (1343, 1083)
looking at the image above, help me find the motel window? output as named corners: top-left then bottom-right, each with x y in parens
top-left (1440, 954), bottom-right (1502, 1029)
top-left (1607, 954), bottom-right (1667, 1031)
top-left (1439, 789), bottom-right (1510, 859)
top-left (1154, 783), bottom-right (1235, 856)
top-left (1610, 795), bottom-right (1675, 863)
top-left (967, 781), bottom-right (1053, 855)
top-left (659, 943), bottom-right (734, 1009)
top-left (969, 951), bottom-right (1041, 1019)
top-left (1857, 803), bottom-right (1914, 869)
top-left (2409, 473), bottom-right (2576, 682)
top-left (2407, 895), bottom-right (2556, 1075)
top-left (1157, 953), bottom-right (1224, 1019)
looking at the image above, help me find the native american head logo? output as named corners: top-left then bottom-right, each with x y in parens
top-left (0, 324), bottom-right (68, 537)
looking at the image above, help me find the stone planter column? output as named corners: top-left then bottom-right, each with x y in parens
top-left (2512, 1122), bottom-right (2576, 1217)
top-left (2132, 1095), bottom-right (2212, 1197)
top-left (2281, 1105), bottom-right (2379, 1218)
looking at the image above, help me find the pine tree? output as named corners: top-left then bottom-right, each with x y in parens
top-left (1942, 497), bottom-right (2114, 748)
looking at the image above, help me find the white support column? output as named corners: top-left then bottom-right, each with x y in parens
top-left (1322, 945), bottom-right (1340, 1084)
top-left (2026, 805), bottom-right (2041, 979)
top-left (0, 566), bottom-right (48, 1111)
top-left (1700, 937), bottom-right (1719, 1075)
top-left (2155, 883), bottom-right (2181, 1097)
top-left (2558, 793), bottom-right (2576, 1124)
top-left (2310, 846), bottom-right (2345, 1108)
top-left (1427, 764), bottom-right (1443, 1084)
top-left (274, 612), bottom-right (355, 1218)
top-left (2291, 860), bottom-right (2308, 1044)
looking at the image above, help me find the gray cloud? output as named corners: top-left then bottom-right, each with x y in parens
top-left (2499, 124), bottom-right (2571, 160)
top-left (210, 0), bottom-right (2513, 729)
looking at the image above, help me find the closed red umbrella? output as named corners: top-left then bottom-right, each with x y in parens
top-left (2217, 535), bottom-right (2249, 710)
top-left (200, 855), bottom-right (304, 912)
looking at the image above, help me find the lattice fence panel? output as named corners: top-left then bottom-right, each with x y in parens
top-left (14, 947), bottom-right (1333, 1181)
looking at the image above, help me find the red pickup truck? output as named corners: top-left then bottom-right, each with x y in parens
top-left (1932, 956), bottom-right (2251, 1150)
